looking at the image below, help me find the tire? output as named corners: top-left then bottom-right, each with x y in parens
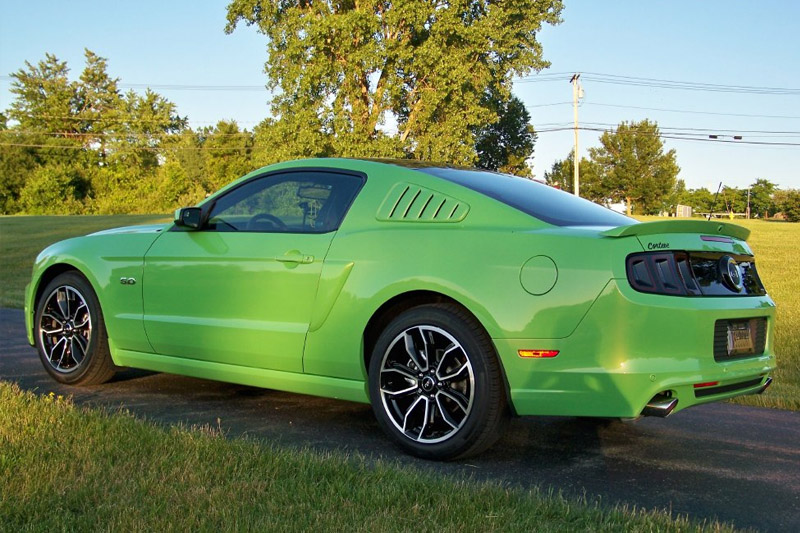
top-left (368, 303), bottom-right (508, 460)
top-left (34, 271), bottom-right (116, 385)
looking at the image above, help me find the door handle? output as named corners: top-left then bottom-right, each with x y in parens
top-left (276, 252), bottom-right (314, 264)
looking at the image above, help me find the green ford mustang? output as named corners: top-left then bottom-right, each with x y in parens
top-left (25, 158), bottom-right (777, 459)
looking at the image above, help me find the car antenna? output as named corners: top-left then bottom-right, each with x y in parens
top-left (707, 182), bottom-right (723, 221)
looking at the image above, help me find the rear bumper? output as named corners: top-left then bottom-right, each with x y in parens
top-left (497, 279), bottom-right (777, 417)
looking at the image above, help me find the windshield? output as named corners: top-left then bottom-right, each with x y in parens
top-left (419, 167), bottom-right (636, 227)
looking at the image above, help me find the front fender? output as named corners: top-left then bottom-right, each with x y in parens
top-left (26, 229), bottom-right (166, 355)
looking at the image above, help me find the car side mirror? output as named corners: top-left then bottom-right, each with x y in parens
top-left (174, 207), bottom-right (203, 230)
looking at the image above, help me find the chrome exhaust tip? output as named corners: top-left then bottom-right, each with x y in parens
top-left (757, 376), bottom-right (773, 395)
top-left (641, 397), bottom-right (678, 417)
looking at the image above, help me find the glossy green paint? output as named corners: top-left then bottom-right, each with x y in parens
top-left (498, 279), bottom-right (775, 417)
top-left (26, 225), bottom-right (168, 352)
top-left (26, 158), bottom-right (776, 417)
top-left (112, 348), bottom-right (366, 403)
top-left (141, 230), bottom-right (333, 372)
top-left (601, 219), bottom-right (751, 241)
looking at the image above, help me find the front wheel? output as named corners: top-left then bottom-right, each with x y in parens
top-left (34, 271), bottom-right (116, 385)
top-left (368, 304), bottom-right (508, 460)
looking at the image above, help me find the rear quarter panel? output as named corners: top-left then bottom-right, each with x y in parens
top-left (300, 164), bottom-right (645, 381)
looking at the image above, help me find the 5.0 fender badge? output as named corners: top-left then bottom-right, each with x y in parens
top-left (119, 277), bottom-right (137, 285)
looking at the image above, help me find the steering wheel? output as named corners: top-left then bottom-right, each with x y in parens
top-left (248, 213), bottom-right (287, 231)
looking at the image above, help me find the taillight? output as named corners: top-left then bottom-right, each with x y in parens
top-left (626, 251), bottom-right (766, 297)
top-left (627, 252), bottom-right (697, 296)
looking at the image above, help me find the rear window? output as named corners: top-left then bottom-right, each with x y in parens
top-left (419, 168), bottom-right (635, 227)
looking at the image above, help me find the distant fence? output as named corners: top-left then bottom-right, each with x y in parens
top-left (695, 212), bottom-right (748, 219)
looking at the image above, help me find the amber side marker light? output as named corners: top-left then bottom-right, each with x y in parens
top-left (693, 381), bottom-right (720, 389)
top-left (518, 349), bottom-right (559, 358)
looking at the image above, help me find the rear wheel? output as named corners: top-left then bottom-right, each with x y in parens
top-left (368, 304), bottom-right (508, 460)
top-left (34, 272), bottom-right (116, 385)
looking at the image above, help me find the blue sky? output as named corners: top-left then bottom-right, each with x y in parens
top-left (1, 1), bottom-right (798, 190)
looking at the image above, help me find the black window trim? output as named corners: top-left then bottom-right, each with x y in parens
top-left (171, 167), bottom-right (367, 234)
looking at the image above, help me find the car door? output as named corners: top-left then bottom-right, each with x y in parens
top-left (142, 169), bottom-right (364, 372)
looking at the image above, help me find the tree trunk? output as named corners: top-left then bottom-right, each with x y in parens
top-left (626, 196), bottom-right (632, 216)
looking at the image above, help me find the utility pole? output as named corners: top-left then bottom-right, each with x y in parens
top-left (570, 73), bottom-right (583, 197)
top-left (746, 188), bottom-right (751, 219)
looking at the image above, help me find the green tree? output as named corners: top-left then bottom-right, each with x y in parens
top-left (774, 189), bottom-right (800, 222)
top-left (75, 49), bottom-right (123, 154)
top-left (18, 164), bottom-right (85, 214)
top-left (474, 94), bottom-right (536, 176)
top-left (543, 154), bottom-right (574, 191)
top-left (748, 179), bottom-right (777, 218)
top-left (4, 54), bottom-right (87, 211)
top-left (161, 129), bottom-right (207, 195)
top-left (719, 186), bottom-right (745, 215)
top-left (667, 178), bottom-right (687, 213)
top-left (588, 120), bottom-right (680, 215)
top-left (0, 128), bottom-right (39, 213)
top-left (144, 160), bottom-right (206, 212)
top-left (3, 50), bottom-right (187, 214)
top-left (200, 121), bottom-right (254, 192)
top-left (225, 0), bottom-right (563, 164)
top-left (543, 151), bottom-right (609, 205)
top-left (680, 187), bottom-right (715, 213)
top-left (7, 53), bottom-right (79, 137)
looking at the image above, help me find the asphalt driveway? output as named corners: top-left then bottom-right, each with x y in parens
top-left (2, 308), bottom-right (798, 531)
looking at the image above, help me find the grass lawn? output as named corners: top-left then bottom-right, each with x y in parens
top-left (0, 382), bottom-right (739, 532)
top-left (0, 214), bottom-right (170, 308)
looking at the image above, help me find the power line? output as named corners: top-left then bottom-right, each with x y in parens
top-left (573, 126), bottom-right (800, 146)
top-left (527, 101), bottom-right (573, 108)
top-left (0, 75), bottom-right (269, 92)
top-left (5, 126), bottom-right (799, 152)
top-left (0, 141), bottom-right (252, 152)
top-left (10, 124), bottom-right (800, 140)
top-left (6, 69), bottom-right (798, 95)
top-left (5, 130), bottom-right (254, 138)
top-left (517, 71), bottom-right (800, 95)
top-left (525, 101), bottom-right (800, 120)
top-left (583, 72), bottom-right (800, 95)
top-left (5, 114), bottom-right (186, 123)
top-left (572, 122), bottom-right (800, 138)
top-left (584, 102), bottom-right (800, 120)
top-left (5, 114), bottom-right (264, 126)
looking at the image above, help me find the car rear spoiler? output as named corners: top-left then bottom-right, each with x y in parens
top-left (601, 220), bottom-right (750, 241)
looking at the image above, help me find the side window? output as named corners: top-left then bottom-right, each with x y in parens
top-left (206, 171), bottom-right (363, 233)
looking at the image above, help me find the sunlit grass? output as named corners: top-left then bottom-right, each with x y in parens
top-left (717, 220), bottom-right (799, 410)
top-left (0, 382), bottom-right (741, 532)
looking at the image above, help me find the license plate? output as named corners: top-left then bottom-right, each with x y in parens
top-left (727, 321), bottom-right (755, 356)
